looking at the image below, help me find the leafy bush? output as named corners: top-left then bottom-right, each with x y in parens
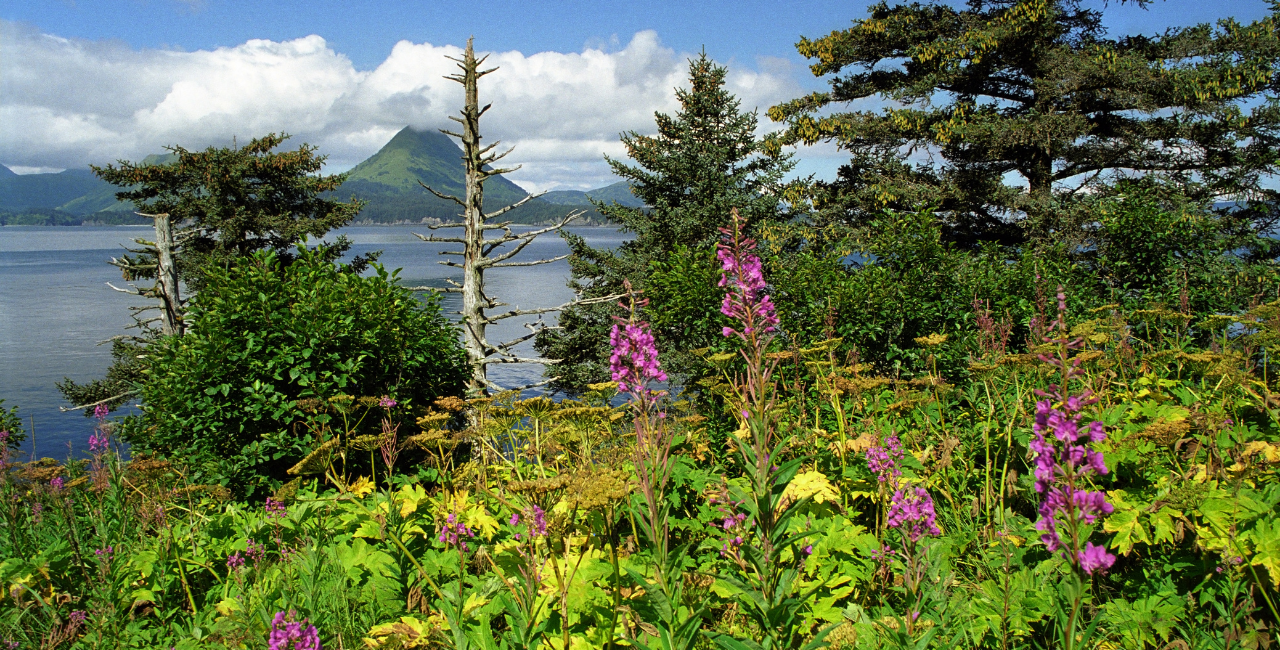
top-left (1085, 182), bottom-right (1278, 318)
top-left (129, 245), bottom-right (467, 496)
top-left (0, 399), bottom-right (23, 451)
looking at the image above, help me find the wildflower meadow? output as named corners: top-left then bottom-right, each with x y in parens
top-left (2, 207), bottom-right (1278, 649)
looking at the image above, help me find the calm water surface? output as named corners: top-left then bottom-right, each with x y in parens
top-left (0, 225), bottom-right (629, 460)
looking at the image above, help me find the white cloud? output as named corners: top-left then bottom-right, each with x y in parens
top-left (0, 21), bottom-right (808, 190)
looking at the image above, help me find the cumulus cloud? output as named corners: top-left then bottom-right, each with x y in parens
top-left (0, 21), bottom-right (808, 190)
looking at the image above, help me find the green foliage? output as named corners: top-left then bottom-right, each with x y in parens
top-left (0, 399), bottom-right (23, 450)
top-left (768, 0), bottom-right (1280, 247)
top-left (131, 245), bottom-right (468, 495)
top-left (57, 337), bottom-right (151, 417)
top-left (537, 53), bottom-right (795, 390)
top-left (5, 302), bottom-right (1280, 647)
top-left (1085, 180), bottom-right (1278, 317)
top-left (60, 134), bottom-right (374, 417)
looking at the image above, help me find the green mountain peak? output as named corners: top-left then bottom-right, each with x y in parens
top-left (343, 126), bottom-right (527, 204)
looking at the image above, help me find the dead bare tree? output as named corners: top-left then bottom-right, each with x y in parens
top-left (106, 212), bottom-right (186, 337)
top-left (408, 38), bottom-right (615, 395)
top-left (60, 212), bottom-right (186, 413)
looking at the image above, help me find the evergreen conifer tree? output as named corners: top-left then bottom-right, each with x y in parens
top-left (536, 54), bottom-right (794, 390)
top-left (768, 0), bottom-right (1280, 247)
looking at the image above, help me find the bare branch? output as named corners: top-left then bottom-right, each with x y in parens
top-left (418, 181), bottom-right (465, 206)
top-left (494, 321), bottom-right (547, 352)
top-left (511, 210), bottom-right (584, 241)
top-left (59, 391), bottom-right (139, 413)
top-left (106, 282), bottom-right (147, 295)
top-left (496, 376), bottom-right (561, 393)
top-left (481, 234), bottom-right (539, 265)
top-left (402, 285), bottom-right (463, 294)
top-left (412, 231), bottom-right (466, 244)
top-left (480, 356), bottom-right (555, 365)
top-left (483, 191), bottom-right (546, 220)
top-left (490, 254), bottom-right (570, 268)
top-left (575, 293), bottom-right (628, 306)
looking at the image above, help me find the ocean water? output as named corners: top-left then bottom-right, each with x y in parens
top-left (0, 224), bottom-right (629, 460)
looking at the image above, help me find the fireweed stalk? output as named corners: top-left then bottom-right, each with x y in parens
top-left (1031, 288), bottom-right (1116, 650)
top-left (89, 404), bottom-right (112, 493)
top-left (863, 434), bottom-right (942, 636)
top-left (712, 209), bottom-right (827, 650)
top-left (612, 282), bottom-right (704, 650)
top-left (489, 506), bottom-right (554, 650)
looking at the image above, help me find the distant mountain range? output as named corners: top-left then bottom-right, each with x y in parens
top-left (0, 127), bottom-right (641, 226)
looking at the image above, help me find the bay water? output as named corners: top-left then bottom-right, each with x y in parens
top-left (0, 225), bottom-right (629, 460)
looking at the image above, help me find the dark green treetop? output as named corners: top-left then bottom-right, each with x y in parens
top-left (768, 0), bottom-right (1280, 247)
top-left (537, 53), bottom-right (795, 390)
top-left (93, 133), bottom-right (365, 288)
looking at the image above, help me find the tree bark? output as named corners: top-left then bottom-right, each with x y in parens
top-left (456, 39), bottom-right (492, 395)
top-left (152, 213), bottom-right (183, 336)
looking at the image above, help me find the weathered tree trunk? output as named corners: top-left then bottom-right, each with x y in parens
top-left (411, 38), bottom-right (609, 395)
top-left (455, 40), bottom-right (491, 394)
top-left (152, 212), bottom-right (183, 336)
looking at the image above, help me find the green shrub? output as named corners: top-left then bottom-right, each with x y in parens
top-left (129, 244), bottom-right (468, 496)
top-left (0, 399), bottom-right (23, 451)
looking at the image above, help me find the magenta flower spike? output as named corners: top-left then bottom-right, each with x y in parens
top-left (438, 512), bottom-right (475, 552)
top-left (716, 209), bottom-right (779, 345)
top-left (1028, 297), bottom-right (1118, 577)
top-left (1030, 393), bottom-right (1116, 574)
top-left (865, 435), bottom-right (904, 483)
top-left (609, 283), bottom-right (667, 405)
top-left (268, 610), bottom-right (321, 650)
top-left (265, 497), bottom-right (288, 520)
top-left (886, 487), bottom-right (942, 542)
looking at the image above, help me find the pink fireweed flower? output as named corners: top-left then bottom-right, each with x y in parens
top-left (716, 209), bottom-right (779, 343)
top-left (246, 538), bottom-right (267, 565)
top-left (1077, 542), bottom-right (1116, 575)
top-left (88, 431), bottom-right (109, 454)
top-left (510, 504), bottom-right (548, 541)
top-left (1029, 385), bottom-right (1116, 575)
top-left (265, 497), bottom-right (287, 520)
top-left (93, 404), bottom-right (108, 420)
top-left (864, 435), bottom-right (904, 483)
top-left (226, 551), bottom-right (246, 571)
top-left (712, 495), bottom-right (751, 560)
top-left (268, 610), bottom-right (321, 650)
top-left (379, 397), bottom-right (396, 408)
top-left (609, 321), bottom-right (667, 395)
top-left (49, 476), bottom-right (64, 491)
top-left (93, 546), bottom-right (114, 564)
top-left (886, 487), bottom-right (942, 542)
top-left (438, 512), bottom-right (475, 552)
top-left (527, 505), bottom-right (547, 538)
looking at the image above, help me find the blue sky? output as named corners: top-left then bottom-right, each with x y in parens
top-left (0, 0), bottom-right (1273, 190)
top-left (6, 0), bottom-right (1268, 72)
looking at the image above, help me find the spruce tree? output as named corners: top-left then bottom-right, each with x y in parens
top-left (92, 133), bottom-right (365, 291)
top-left (768, 0), bottom-right (1280, 247)
top-left (536, 54), bottom-right (794, 390)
